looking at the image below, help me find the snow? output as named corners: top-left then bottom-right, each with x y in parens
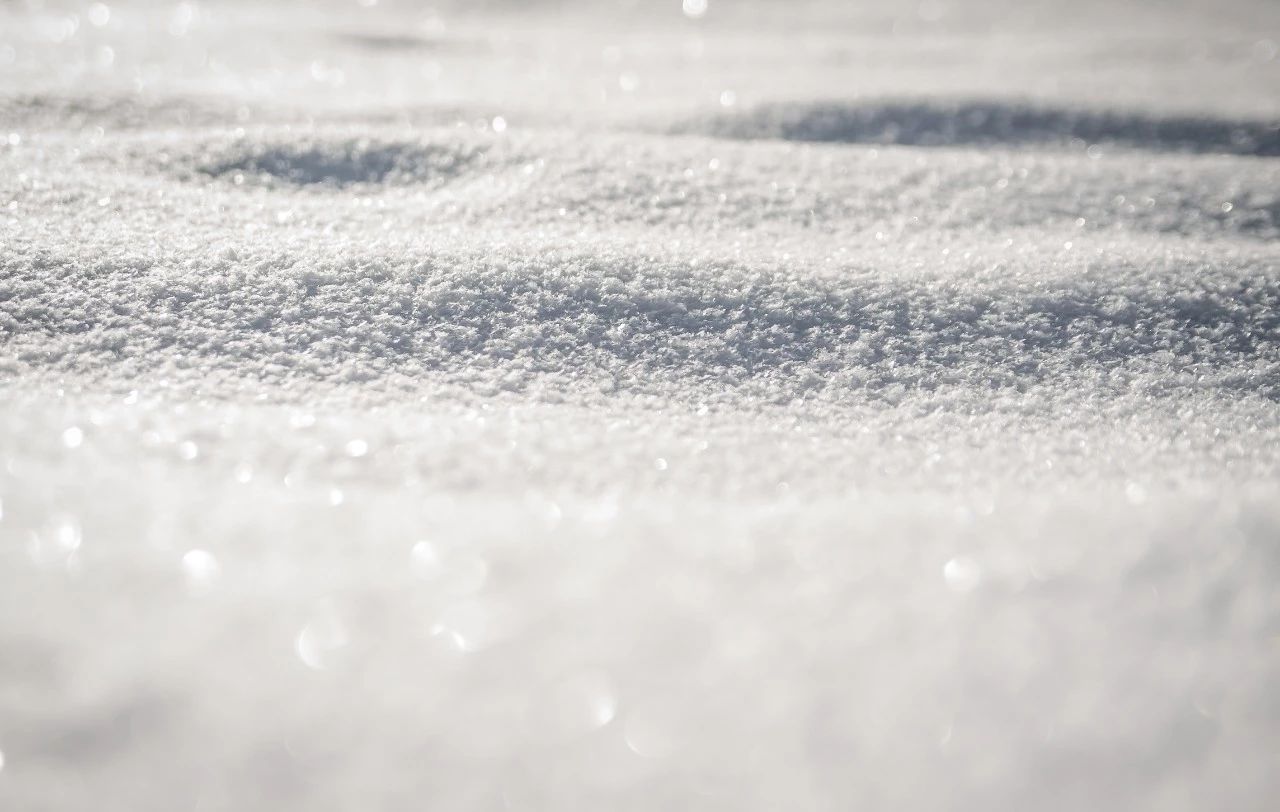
top-left (1, 1), bottom-right (1279, 810)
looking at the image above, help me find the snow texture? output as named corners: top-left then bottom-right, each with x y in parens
top-left (1, 1), bottom-right (1279, 810)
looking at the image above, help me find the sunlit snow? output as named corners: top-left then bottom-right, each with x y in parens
top-left (1, 0), bottom-right (1278, 810)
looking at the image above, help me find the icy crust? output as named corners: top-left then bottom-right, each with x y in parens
top-left (2, 240), bottom-right (1277, 401)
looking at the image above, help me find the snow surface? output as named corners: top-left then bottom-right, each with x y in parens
top-left (1, 1), bottom-right (1279, 810)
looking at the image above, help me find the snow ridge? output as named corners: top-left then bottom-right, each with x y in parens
top-left (3, 244), bottom-right (1277, 399)
top-left (681, 99), bottom-right (1280, 156)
